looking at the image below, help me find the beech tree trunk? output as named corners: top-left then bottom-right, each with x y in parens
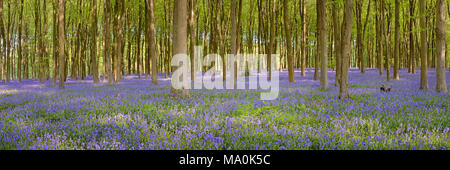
top-left (104, 0), bottom-right (113, 84)
top-left (137, 2), bottom-right (142, 79)
top-left (385, 3), bottom-right (391, 81)
top-left (115, 0), bottom-right (124, 82)
top-left (435, 0), bottom-right (447, 93)
top-left (172, 0), bottom-right (189, 97)
top-left (332, 0), bottom-right (341, 87)
top-left (147, 0), bottom-right (158, 85)
top-left (283, 0), bottom-right (294, 83)
top-left (92, 0), bottom-right (99, 83)
top-left (339, 0), bottom-right (353, 99)
top-left (317, 0), bottom-right (327, 88)
top-left (52, 0), bottom-right (58, 85)
top-left (188, 0), bottom-right (195, 84)
top-left (0, 0), bottom-right (3, 83)
top-left (300, 0), bottom-right (306, 77)
top-left (267, 0), bottom-right (276, 81)
top-left (58, 0), bottom-right (65, 89)
top-left (356, 0), bottom-right (362, 72)
top-left (231, 0), bottom-right (238, 87)
top-left (409, 0), bottom-right (416, 74)
top-left (394, 0), bottom-right (400, 80)
top-left (419, 0), bottom-right (428, 90)
top-left (377, 0), bottom-right (384, 76)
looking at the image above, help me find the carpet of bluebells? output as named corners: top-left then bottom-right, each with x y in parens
top-left (0, 68), bottom-right (449, 150)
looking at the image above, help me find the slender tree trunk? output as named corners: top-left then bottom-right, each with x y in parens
top-left (43, 0), bottom-right (49, 81)
top-left (172, 0), bottom-right (189, 97)
top-left (137, 2), bottom-right (142, 79)
top-left (126, 16), bottom-right (132, 75)
top-left (294, 1), bottom-right (299, 69)
top-left (385, 3), bottom-right (392, 81)
top-left (283, 0), bottom-right (294, 83)
top-left (356, 0), bottom-right (362, 71)
top-left (267, 0), bottom-right (276, 80)
top-left (394, 0), bottom-right (400, 80)
top-left (35, 0), bottom-right (42, 83)
top-left (230, 0), bottom-right (238, 87)
top-left (202, 0), bottom-right (210, 73)
top-left (362, 0), bottom-right (371, 73)
top-left (164, 0), bottom-right (171, 78)
top-left (216, 1), bottom-right (226, 81)
top-left (58, 0), bottom-right (65, 89)
top-left (24, 25), bottom-right (29, 80)
top-left (17, 0), bottom-right (24, 83)
top-left (236, 0), bottom-right (243, 56)
top-left (104, 0), bottom-right (113, 84)
top-left (188, 0), bottom-right (195, 84)
top-left (52, 0), bottom-right (58, 85)
top-left (112, 0), bottom-right (118, 82)
top-left (248, 0), bottom-right (254, 73)
top-left (410, 0), bottom-right (416, 74)
top-left (5, 2), bottom-right (10, 83)
top-left (115, 0), bottom-right (124, 82)
top-left (419, 0), bottom-right (428, 89)
top-left (332, 0), bottom-right (341, 87)
top-left (300, 0), bottom-right (306, 76)
top-left (377, 0), bottom-right (384, 76)
top-left (339, 0), bottom-right (353, 99)
top-left (435, 0), bottom-right (447, 93)
top-left (144, 3), bottom-right (150, 80)
top-left (317, 0), bottom-right (327, 88)
top-left (147, 0), bottom-right (158, 85)
top-left (356, 0), bottom-right (369, 73)
top-left (91, 0), bottom-right (99, 83)
top-left (0, 0), bottom-right (3, 83)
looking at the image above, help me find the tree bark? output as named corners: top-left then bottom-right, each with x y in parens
top-left (58, 0), bottom-right (65, 89)
top-left (385, 2), bottom-right (392, 81)
top-left (236, 0), bottom-right (243, 55)
top-left (147, 0), bottom-right (158, 85)
top-left (92, 0), bottom-right (99, 83)
top-left (24, 24), bottom-right (29, 80)
top-left (283, 0), bottom-right (294, 83)
top-left (394, 0), bottom-right (400, 80)
top-left (377, 0), bottom-right (384, 76)
top-left (188, 0), bottom-right (195, 84)
top-left (115, 0), bottom-right (125, 82)
top-left (356, 0), bottom-right (362, 71)
top-left (137, 2), bottom-right (142, 79)
top-left (17, 0), bottom-right (24, 83)
top-left (267, 0), bottom-right (276, 80)
top-left (172, 0), bottom-right (189, 97)
top-left (104, 0), bottom-right (113, 84)
top-left (248, 0), bottom-right (254, 73)
top-left (0, 0), bottom-right (3, 83)
top-left (231, 0), bottom-right (238, 87)
top-left (339, 0), bottom-right (353, 99)
top-left (317, 0), bottom-right (327, 88)
top-left (52, 0), bottom-right (58, 85)
top-left (300, 0), bottom-right (306, 77)
top-left (35, 0), bottom-right (43, 83)
top-left (409, 0), bottom-right (416, 74)
top-left (435, 0), bottom-right (447, 93)
top-left (42, 0), bottom-right (49, 81)
top-left (419, 0), bottom-right (428, 89)
top-left (332, 0), bottom-right (341, 87)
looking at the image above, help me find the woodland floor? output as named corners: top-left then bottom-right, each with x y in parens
top-left (0, 68), bottom-right (449, 150)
